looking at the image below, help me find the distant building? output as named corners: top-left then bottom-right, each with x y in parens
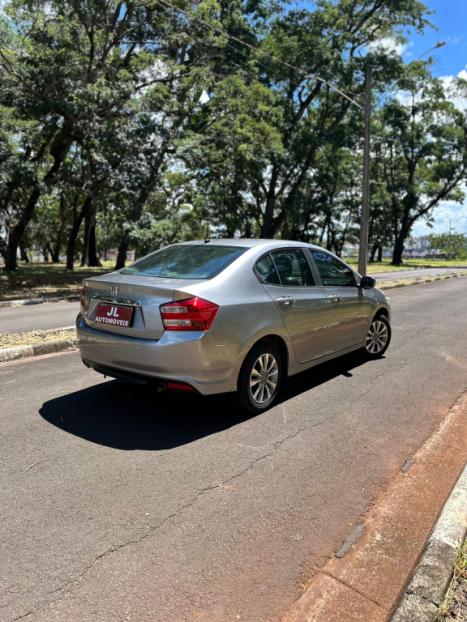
top-left (104, 249), bottom-right (135, 263)
top-left (404, 236), bottom-right (431, 257)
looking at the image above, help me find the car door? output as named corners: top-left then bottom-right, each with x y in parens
top-left (308, 249), bottom-right (371, 350)
top-left (256, 249), bottom-right (337, 364)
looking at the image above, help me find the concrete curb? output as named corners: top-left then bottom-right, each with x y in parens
top-left (391, 464), bottom-right (467, 622)
top-left (0, 338), bottom-right (77, 363)
top-left (0, 294), bottom-right (79, 308)
top-left (382, 271), bottom-right (467, 290)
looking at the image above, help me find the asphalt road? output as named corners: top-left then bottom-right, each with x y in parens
top-left (1, 277), bottom-right (467, 622)
top-left (1, 266), bottom-right (465, 334)
top-left (0, 300), bottom-right (79, 334)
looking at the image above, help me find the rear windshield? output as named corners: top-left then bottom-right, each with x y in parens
top-left (121, 244), bottom-right (247, 279)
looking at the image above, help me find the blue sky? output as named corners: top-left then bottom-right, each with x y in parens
top-left (405, 0), bottom-right (467, 79)
top-left (403, 0), bottom-right (467, 236)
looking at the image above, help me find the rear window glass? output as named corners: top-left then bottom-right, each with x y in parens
top-left (255, 254), bottom-right (280, 285)
top-left (121, 244), bottom-right (247, 279)
top-left (271, 249), bottom-right (315, 286)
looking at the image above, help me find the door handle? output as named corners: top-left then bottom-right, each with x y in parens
top-left (276, 296), bottom-right (294, 306)
top-left (327, 294), bottom-right (341, 302)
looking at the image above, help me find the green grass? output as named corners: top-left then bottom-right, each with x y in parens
top-left (1, 256), bottom-right (467, 302)
top-left (347, 258), bottom-right (467, 273)
top-left (437, 539), bottom-right (467, 621)
top-left (0, 327), bottom-right (76, 349)
top-left (0, 261), bottom-right (113, 301)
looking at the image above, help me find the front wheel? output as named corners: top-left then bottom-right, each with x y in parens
top-left (237, 343), bottom-right (283, 414)
top-left (365, 315), bottom-right (391, 358)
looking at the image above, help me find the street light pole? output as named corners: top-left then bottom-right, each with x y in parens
top-left (358, 63), bottom-right (372, 276)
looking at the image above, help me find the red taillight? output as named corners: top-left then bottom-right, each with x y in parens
top-left (166, 382), bottom-right (194, 392)
top-left (160, 296), bottom-right (219, 331)
top-left (79, 285), bottom-right (87, 312)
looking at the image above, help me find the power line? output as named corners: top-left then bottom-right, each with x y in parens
top-left (151, 0), bottom-right (362, 109)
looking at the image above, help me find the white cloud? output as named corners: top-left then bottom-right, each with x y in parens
top-left (438, 66), bottom-right (467, 110)
top-left (412, 194), bottom-right (467, 236)
top-left (393, 65), bottom-right (467, 111)
top-left (368, 36), bottom-right (409, 57)
top-left (446, 34), bottom-right (464, 47)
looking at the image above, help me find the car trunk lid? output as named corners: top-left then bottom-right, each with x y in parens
top-left (82, 273), bottom-right (203, 340)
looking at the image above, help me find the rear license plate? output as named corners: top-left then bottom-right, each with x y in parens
top-left (95, 303), bottom-right (134, 327)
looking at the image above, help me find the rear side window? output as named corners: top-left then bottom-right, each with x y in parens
top-left (270, 249), bottom-right (315, 286)
top-left (311, 251), bottom-right (356, 287)
top-left (121, 244), bottom-right (247, 279)
top-left (255, 254), bottom-right (281, 285)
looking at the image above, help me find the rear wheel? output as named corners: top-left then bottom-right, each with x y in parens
top-left (365, 315), bottom-right (391, 358)
top-left (237, 343), bottom-right (283, 413)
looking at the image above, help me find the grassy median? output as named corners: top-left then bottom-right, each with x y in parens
top-left (0, 327), bottom-right (76, 350)
top-left (1, 258), bottom-right (466, 303)
top-left (437, 539), bottom-right (467, 621)
top-left (348, 258), bottom-right (467, 272)
top-left (0, 262), bottom-right (112, 301)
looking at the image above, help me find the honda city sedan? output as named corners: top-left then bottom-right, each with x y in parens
top-left (76, 239), bottom-right (391, 412)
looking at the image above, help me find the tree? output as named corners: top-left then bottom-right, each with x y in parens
top-left (242, 0), bottom-right (429, 238)
top-left (180, 74), bottom-right (284, 237)
top-left (2, 0), bottom-right (454, 272)
top-left (375, 64), bottom-right (467, 265)
top-left (427, 233), bottom-right (467, 259)
top-left (0, 0), bottom-right (180, 270)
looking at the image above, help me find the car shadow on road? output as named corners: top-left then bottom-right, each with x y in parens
top-left (39, 350), bottom-right (372, 451)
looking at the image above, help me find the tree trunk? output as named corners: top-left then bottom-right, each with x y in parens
top-left (392, 234), bottom-right (406, 266)
top-left (261, 198), bottom-right (276, 238)
top-left (4, 118), bottom-right (74, 271)
top-left (66, 232), bottom-right (78, 270)
top-left (377, 245), bottom-right (383, 262)
top-left (66, 196), bottom-right (91, 270)
top-left (0, 232), bottom-right (7, 262)
top-left (87, 222), bottom-right (101, 266)
top-left (4, 185), bottom-right (40, 271)
top-left (51, 244), bottom-right (61, 263)
top-left (260, 169), bottom-right (279, 238)
top-left (19, 242), bottom-right (30, 263)
top-left (52, 196), bottom-right (66, 262)
top-left (81, 204), bottom-right (101, 267)
top-left (80, 209), bottom-right (91, 266)
top-left (42, 246), bottom-right (51, 263)
top-left (115, 237), bottom-right (129, 270)
top-left (46, 243), bottom-right (54, 263)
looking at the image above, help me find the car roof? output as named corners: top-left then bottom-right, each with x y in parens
top-left (179, 238), bottom-right (322, 250)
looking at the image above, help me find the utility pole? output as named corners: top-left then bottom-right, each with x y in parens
top-left (358, 63), bottom-right (372, 276)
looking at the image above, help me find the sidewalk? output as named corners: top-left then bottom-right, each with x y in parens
top-left (283, 394), bottom-right (467, 622)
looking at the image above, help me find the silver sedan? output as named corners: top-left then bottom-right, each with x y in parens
top-left (76, 239), bottom-right (391, 412)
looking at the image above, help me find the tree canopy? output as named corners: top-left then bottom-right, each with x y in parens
top-left (0, 0), bottom-right (465, 270)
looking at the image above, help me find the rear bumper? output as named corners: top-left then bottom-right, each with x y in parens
top-left (76, 315), bottom-right (240, 395)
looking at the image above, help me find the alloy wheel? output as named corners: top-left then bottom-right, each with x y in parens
top-left (249, 353), bottom-right (279, 405)
top-left (366, 319), bottom-right (389, 355)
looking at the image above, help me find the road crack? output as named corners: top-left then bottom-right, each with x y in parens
top-left (10, 418), bottom-right (331, 621)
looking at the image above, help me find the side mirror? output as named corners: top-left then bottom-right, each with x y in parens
top-left (360, 275), bottom-right (376, 289)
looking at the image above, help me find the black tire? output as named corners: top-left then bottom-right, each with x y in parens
top-left (365, 314), bottom-right (391, 359)
top-left (237, 342), bottom-right (283, 414)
